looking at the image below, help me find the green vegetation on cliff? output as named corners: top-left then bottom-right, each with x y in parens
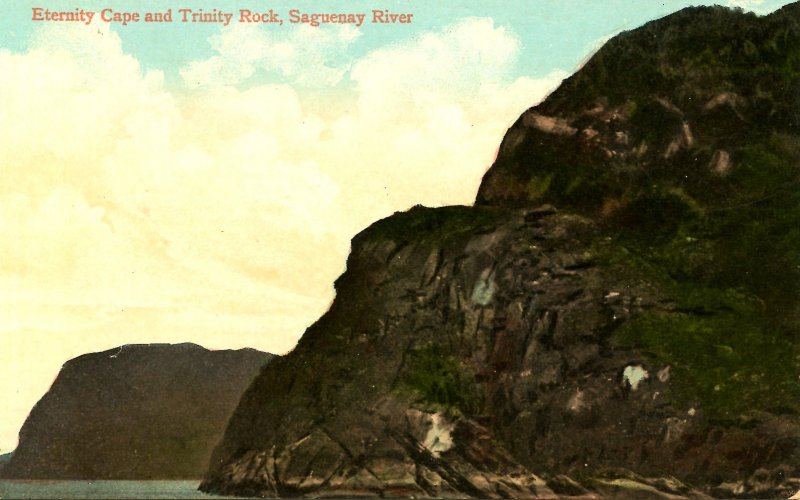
top-left (545, 4), bottom-right (800, 124)
top-left (601, 134), bottom-right (800, 420)
top-left (204, 5), bottom-right (800, 497)
top-left (476, 4), bottom-right (800, 423)
top-left (362, 204), bottom-right (505, 245)
top-left (398, 343), bottom-right (479, 414)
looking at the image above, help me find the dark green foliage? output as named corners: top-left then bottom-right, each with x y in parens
top-left (506, 135), bottom-right (615, 210)
top-left (606, 248), bottom-right (800, 422)
top-left (362, 205), bottom-right (505, 245)
top-left (614, 187), bottom-right (701, 237)
top-left (513, 3), bottom-right (800, 424)
top-left (628, 99), bottom-right (682, 147)
top-left (607, 133), bottom-right (800, 294)
top-left (614, 308), bottom-right (800, 421)
top-left (606, 231), bottom-right (800, 420)
top-left (488, 4), bottom-right (800, 219)
top-left (723, 141), bottom-right (798, 200)
top-left (399, 344), bottom-right (479, 414)
top-left (543, 5), bottom-right (800, 115)
top-left (590, 125), bottom-right (800, 421)
top-left (603, 147), bottom-right (800, 420)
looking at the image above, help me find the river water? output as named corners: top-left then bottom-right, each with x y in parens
top-left (0, 480), bottom-right (242, 499)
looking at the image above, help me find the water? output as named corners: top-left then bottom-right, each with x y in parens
top-left (0, 480), bottom-right (239, 499)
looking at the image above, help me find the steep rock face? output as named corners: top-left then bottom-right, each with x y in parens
top-left (202, 207), bottom-right (799, 498)
top-left (202, 207), bottom-right (605, 498)
top-left (203, 4), bottom-right (800, 499)
top-left (473, 5), bottom-right (800, 494)
top-left (477, 3), bottom-right (800, 213)
top-left (2, 343), bottom-right (272, 479)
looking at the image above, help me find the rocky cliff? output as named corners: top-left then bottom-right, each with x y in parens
top-left (1, 343), bottom-right (272, 479)
top-left (202, 4), bottom-right (800, 499)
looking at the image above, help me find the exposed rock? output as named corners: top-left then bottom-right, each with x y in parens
top-left (522, 112), bottom-right (578, 136)
top-left (477, 3), bottom-right (800, 214)
top-left (2, 343), bottom-right (272, 479)
top-left (709, 149), bottom-right (731, 175)
top-left (200, 203), bottom-right (799, 497)
top-left (711, 466), bottom-right (800, 499)
top-left (703, 92), bottom-right (743, 112)
top-left (202, 3), bottom-right (800, 498)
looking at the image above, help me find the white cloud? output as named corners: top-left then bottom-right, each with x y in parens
top-left (354, 18), bottom-right (520, 91)
top-left (0, 17), bottom-right (565, 453)
top-left (726, 0), bottom-right (770, 13)
top-left (181, 23), bottom-right (361, 88)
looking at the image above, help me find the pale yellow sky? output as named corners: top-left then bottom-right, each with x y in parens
top-left (0, 20), bottom-right (565, 453)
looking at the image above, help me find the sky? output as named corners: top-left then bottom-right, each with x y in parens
top-left (0, 0), bottom-right (794, 454)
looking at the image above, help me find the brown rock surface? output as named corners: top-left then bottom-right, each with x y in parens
top-left (2, 343), bottom-right (272, 479)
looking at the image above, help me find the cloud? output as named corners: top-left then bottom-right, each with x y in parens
top-left (0, 17), bottom-right (565, 453)
top-left (352, 18), bottom-right (521, 98)
top-left (181, 23), bottom-right (361, 88)
top-left (726, 0), bottom-right (770, 13)
top-left (340, 18), bottom-right (565, 208)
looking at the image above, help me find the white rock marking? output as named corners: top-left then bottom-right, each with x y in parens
top-left (622, 365), bottom-right (649, 391)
